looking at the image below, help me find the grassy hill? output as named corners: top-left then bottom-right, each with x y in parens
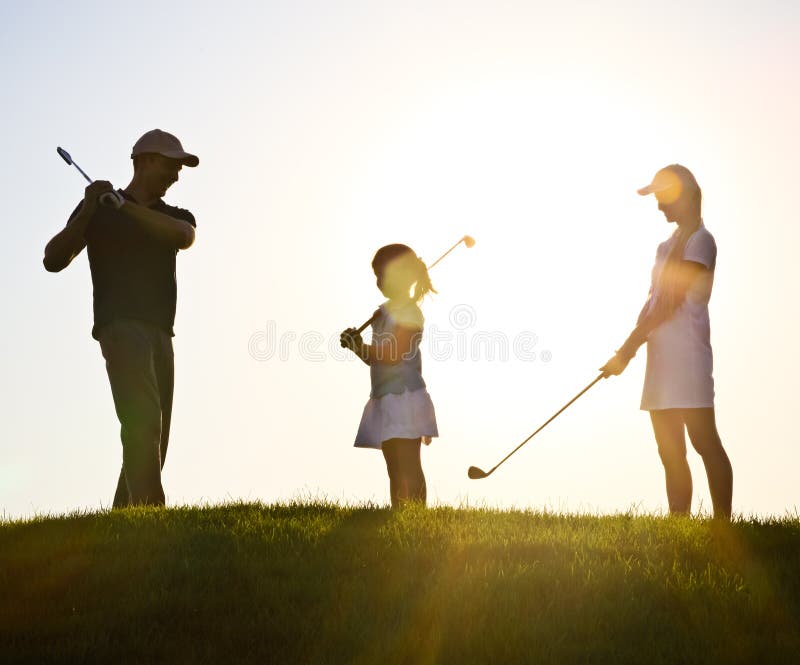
top-left (2, 503), bottom-right (799, 664)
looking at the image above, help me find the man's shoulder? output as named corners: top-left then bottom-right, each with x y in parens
top-left (159, 201), bottom-right (196, 227)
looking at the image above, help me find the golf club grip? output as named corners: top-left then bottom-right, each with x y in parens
top-left (491, 373), bottom-right (604, 473)
top-left (99, 192), bottom-right (124, 209)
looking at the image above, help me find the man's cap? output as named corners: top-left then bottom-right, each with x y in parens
top-left (637, 164), bottom-right (698, 204)
top-left (131, 129), bottom-right (199, 167)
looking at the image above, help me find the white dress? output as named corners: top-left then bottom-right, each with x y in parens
top-left (354, 300), bottom-right (439, 449)
top-left (640, 225), bottom-right (717, 411)
top-left (354, 388), bottom-right (439, 449)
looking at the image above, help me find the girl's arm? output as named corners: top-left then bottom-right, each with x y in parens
top-left (363, 324), bottom-right (419, 366)
top-left (340, 325), bottom-right (420, 366)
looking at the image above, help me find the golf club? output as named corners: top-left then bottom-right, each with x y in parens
top-left (468, 373), bottom-right (604, 480)
top-left (353, 235), bottom-right (476, 335)
top-left (57, 147), bottom-right (124, 209)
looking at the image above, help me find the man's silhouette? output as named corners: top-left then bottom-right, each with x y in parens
top-left (44, 129), bottom-right (199, 507)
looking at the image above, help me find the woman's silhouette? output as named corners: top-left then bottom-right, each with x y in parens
top-left (601, 165), bottom-right (733, 519)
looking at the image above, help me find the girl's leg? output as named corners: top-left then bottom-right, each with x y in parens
top-left (382, 438), bottom-right (426, 507)
top-left (682, 408), bottom-right (733, 519)
top-left (649, 409), bottom-right (692, 515)
top-left (382, 440), bottom-right (404, 509)
top-left (397, 438), bottom-right (426, 505)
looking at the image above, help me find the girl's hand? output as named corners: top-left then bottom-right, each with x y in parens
top-left (340, 328), bottom-right (363, 353)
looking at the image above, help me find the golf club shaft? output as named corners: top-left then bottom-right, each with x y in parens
top-left (486, 373), bottom-right (604, 476)
top-left (58, 148), bottom-right (123, 209)
top-left (427, 237), bottom-right (466, 271)
top-left (356, 314), bottom-right (378, 335)
top-left (354, 236), bottom-right (470, 334)
top-left (72, 163), bottom-right (122, 209)
top-left (71, 161), bottom-right (94, 185)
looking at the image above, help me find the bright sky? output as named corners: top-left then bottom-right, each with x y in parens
top-left (2, 1), bottom-right (798, 519)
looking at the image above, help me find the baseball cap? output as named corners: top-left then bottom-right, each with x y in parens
top-left (637, 164), bottom-right (698, 204)
top-left (131, 129), bottom-right (199, 167)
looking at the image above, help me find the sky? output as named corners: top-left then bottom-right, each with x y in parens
top-left (1, 0), bottom-right (798, 519)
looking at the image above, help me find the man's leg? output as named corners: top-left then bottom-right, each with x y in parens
top-left (649, 410), bottom-right (692, 515)
top-left (112, 468), bottom-right (128, 509)
top-left (113, 329), bottom-right (170, 506)
top-left (154, 331), bottom-right (174, 470)
top-left (99, 320), bottom-right (165, 506)
top-left (682, 408), bottom-right (733, 519)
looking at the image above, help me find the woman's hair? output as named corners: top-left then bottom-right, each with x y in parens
top-left (372, 244), bottom-right (436, 303)
top-left (656, 185), bottom-right (703, 315)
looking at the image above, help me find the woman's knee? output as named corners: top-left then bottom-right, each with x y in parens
top-left (650, 410), bottom-right (687, 466)
top-left (656, 442), bottom-right (688, 471)
top-left (683, 409), bottom-right (725, 457)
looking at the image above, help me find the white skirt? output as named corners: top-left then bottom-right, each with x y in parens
top-left (641, 322), bottom-right (715, 411)
top-left (354, 388), bottom-right (439, 449)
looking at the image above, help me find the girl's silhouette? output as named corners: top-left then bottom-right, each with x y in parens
top-left (341, 244), bottom-right (438, 508)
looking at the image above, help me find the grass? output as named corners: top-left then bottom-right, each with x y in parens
top-left (2, 503), bottom-right (799, 664)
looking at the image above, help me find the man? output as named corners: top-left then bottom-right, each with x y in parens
top-left (44, 129), bottom-right (199, 507)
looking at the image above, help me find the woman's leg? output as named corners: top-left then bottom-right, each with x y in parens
top-left (682, 408), bottom-right (733, 519)
top-left (650, 409), bottom-right (692, 515)
top-left (382, 438), bottom-right (426, 507)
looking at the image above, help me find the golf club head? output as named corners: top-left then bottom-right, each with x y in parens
top-left (463, 235), bottom-right (476, 248)
top-left (467, 466), bottom-right (489, 480)
top-left (57, 147), bottom-right (73, 165)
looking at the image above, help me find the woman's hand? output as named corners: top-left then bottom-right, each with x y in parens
top-left (600, 352), bottom-right (630, 378)
top-left (340, 328), bottom-right (363, 354)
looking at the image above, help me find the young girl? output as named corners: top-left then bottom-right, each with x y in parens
top-left (340, 244), bottom-right (438, 508)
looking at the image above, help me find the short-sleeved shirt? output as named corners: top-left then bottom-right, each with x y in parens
top-left (641, 224), bottom-right (717, 410)
top-left (369, 300), bottom-right (426, 398)
top-left (66, 191), bottom-right (196, 339)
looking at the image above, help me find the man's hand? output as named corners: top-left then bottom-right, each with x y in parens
top-left (600, 352), bottom-right (631, 378)
top-left (82, 180), bottom-right (116, 214)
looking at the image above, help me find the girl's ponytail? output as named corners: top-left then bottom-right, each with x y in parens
top-left (412, 255), bottom-right (436, 303)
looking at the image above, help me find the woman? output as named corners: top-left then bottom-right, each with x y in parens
top-left (601, 164), bottom-right (733, 519)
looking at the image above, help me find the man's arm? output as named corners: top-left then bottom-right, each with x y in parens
top-left (43, 180), bottom-right (113, 272)
top-left (121, 201), bottom-right (195, 250)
